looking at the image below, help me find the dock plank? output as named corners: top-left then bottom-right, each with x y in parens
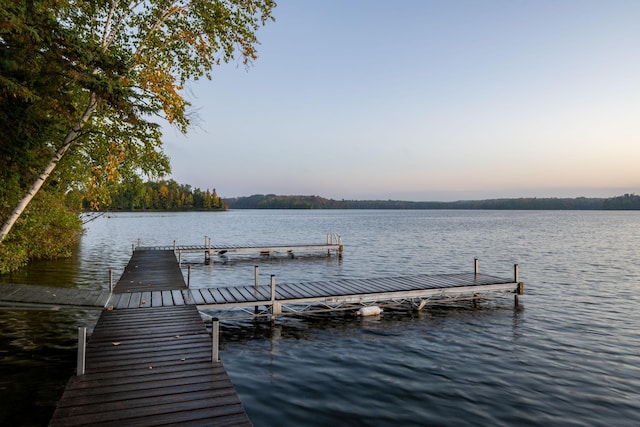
top-left (206, 288), bottom-right (228, 304)
top-left (199, 289), bottom-right (217, 305)
top-left (242, 285), bottom-right (271, 302)
top-left (171, 289), bottom-right (185, 305)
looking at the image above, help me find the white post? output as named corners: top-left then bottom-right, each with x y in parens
top-left (109, 269), bottom-right (113, 292)
top-left (254, 266), bottom-right (259, 288)
top-left (178, 250), bottom-right (182, 265)
top-left (474, 258), bottom-right (479, 275)
top-left (270, 275), bottom-right (281, 317)
top-left (514, 264), bottom-right (519, 282)
top-left (77, 326), bottom-right (87, 376)
top-left (254, 266), bottom-right (259, 315)
top-left (211, 317), bottom-right (220, 363)
top-left (270, 275), bottom-right (276, 303)
top-left (187, 264), bottom-right (191, 288)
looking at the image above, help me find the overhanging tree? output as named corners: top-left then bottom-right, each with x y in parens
top-left (0, 0), bottom-right (275, 242)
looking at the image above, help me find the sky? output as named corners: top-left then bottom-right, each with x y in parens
top-left (162, 0), bottom-right (640, 201)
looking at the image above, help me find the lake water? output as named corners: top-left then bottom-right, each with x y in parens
top-left (1, 210), bottom-right (640, 426)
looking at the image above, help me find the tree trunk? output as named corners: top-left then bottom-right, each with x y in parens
top-left (0, 93), bottom-right (99, 243)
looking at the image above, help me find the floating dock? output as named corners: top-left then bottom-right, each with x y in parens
top-left (1, 251), bottom-right (523, 318)
top-left (140, 233), bottom-right (344, 262)
top-left (0, 244), bottom-right (525, 426)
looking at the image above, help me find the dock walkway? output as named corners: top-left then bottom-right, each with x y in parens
top-left (1, 252), bottom-right (524, 317)
top-left (0, 245), bottom-right (524, 425)
top-left (49, 250), bottom-right (252, 427)
top-left (141, 232), bottom-right (344, 261)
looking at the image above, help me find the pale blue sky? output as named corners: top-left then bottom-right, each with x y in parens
top-left (163, 0), bottom-right (640, 201)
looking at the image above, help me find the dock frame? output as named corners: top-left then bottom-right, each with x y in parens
top-left (137, 233), bottom-right (344, 264)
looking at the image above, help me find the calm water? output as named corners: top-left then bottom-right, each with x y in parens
top-left (1, 210), bottom-right (640, 426)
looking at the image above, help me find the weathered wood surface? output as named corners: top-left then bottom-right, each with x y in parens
top-left (114, 249), bottom-right (186, 292)
top-left (102, 271), bottom-right (519, 318)
top-left (189, 272), bottom-right (519, 312)
top-left (0, 283), bottom-right (111, 309)
top-left (49, 250), bottom-right (252, 427)
top-left (50, 305), bottom-right (251, 426)
top-left (1, 269), bottom-right (517, 312)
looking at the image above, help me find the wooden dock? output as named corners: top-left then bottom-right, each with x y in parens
top-left (185, 269), bottom-right (524, 319)
top-left (0, 253), bottom-right (524, 317)
top-left (0, 283), bottom-right (111, 310)
top-left (140, 233), bottom-right (344, 262)
top-left (0, 247), bottom-right (525, 425)
top-left (49, 250), bottom-right (252, 427)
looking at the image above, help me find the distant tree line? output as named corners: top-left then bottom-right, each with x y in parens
top-left (90, 177), bottom-right (225, 211)
top-left (94, 187), bottom-right (640, 212)
top-left (602, 193), bottom-right (640, 210)
top-left (223, 194), bottom-right (640, 210)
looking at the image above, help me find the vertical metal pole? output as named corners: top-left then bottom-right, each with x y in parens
top-left (77, 326), bottom-right (86, 376)
top-left (211, 317), bottom-right (219, 363)
top-left (173, 240), bottom-right (176, 251)
top-left (270, 275), bottom-right (280, 318)
top-left (474, 258), bottom-right (479, 275)
top-left (254, 266), bottom-right (259, 315)
top-left (187, 264), bottom-right (191, 288)
top-left (254, 266), bottom-right (259, 288)
top-left (109, 269), bottom-right (113, 292)
top-left (514, 264), bottom-right (521, 306)
top-left (178, 250), bottom-right (182, 266)
top-left (270, 275), bottom-right (276, 303)
top-left (131, 243), bottom-right (135, 254)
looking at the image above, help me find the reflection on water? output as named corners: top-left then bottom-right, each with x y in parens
top-left (0, 308), bottom-right (101, 427)
top-left (2, 210), bottom-right (640, 426)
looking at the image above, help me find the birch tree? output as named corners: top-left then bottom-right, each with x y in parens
top-left (0, 0), bottom-right (275, 242)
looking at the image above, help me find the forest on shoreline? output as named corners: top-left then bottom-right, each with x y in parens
top-left (222, 193), bottom-right (640, 210)
top-left (101, 183), bottom-right (640, 211)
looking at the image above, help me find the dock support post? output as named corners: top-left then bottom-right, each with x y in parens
top-left (109, 269), bottom-right (113, 292)
top-left (137, 238), bottom-right (140, 248)
top-left (187, 264), bottom-right (191, 288)
top-left (514, 264), bottom-right (524, 306)
top-left (178, 250), bottom-right (182, 266)
top-left (254, 266), bottom-right (259, 315)
top-left (77, 327), bottom-right (86, 376)
top-left (270, 275), bottom-right (280, 318)
top-left (474, 258), bottom-right (479, 274)
top-left (211, 317), bottom-right (219, 363)
top-left (173, 240), bottom-right (176, 251)
top-left (131, 243), bottom-right (135, 254)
